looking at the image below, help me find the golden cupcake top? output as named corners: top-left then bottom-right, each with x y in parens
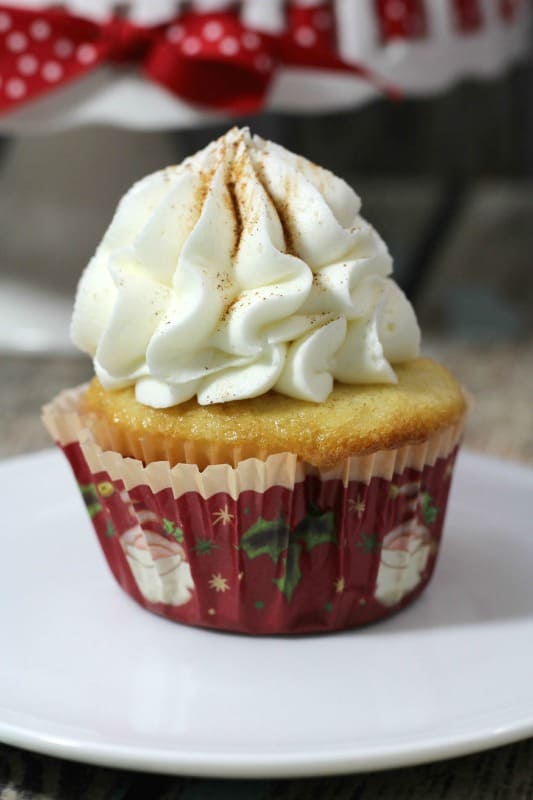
top-left (84, 358), bottom-right (466, 468)
top-left (71, 127), bottom-right (420, 408)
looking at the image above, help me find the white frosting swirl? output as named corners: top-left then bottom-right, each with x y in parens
top-left (71, 127), bottom-right (420, 406)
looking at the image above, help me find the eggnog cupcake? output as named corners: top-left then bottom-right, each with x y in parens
top-left (44, 128), bottom-right (466, 634)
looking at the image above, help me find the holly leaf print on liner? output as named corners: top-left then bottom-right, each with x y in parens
top-left (273, 541), bottom-right (302, 603)
top-left (294, 509), bottom-right (336, 552)
top-left (162, 518), bottom-right (184, 543)
top-left (357, 532), bottom-right (379, 552)
top-left (78, 483), bottom-right (102, 518)
top-left (86, 503), bottom-right (102, 519)
top-left (240, 508), bottom-right (337, 603)
top-left (192, 537), bottom-right (219, 555)
top-left (78, 482), bottom-right (97, 500)
top-left (421, 492), bottom-right (439, 526)
top-left (239, 516), bottom-right (290, 562)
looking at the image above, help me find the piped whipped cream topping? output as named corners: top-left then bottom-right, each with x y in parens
top-left (71, 128), bottom-right (420, 406)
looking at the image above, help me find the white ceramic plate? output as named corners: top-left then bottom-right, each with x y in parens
top-left (1, 448), bottom-right (532, 778)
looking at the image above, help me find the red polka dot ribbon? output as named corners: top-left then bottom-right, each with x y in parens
top-left (0, 3), bottom-right (400, 116)
top-left (376, 0), bottom-right (428, 42)
top-left (499, 0), bottom-right (523, 21)
top-left (375, 0), bottom-right (522, 40)
top-left (451, 0), bottom-right (483, 33)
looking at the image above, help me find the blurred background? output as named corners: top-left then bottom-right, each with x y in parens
top-left (0, 0), bottom-right (532, 463)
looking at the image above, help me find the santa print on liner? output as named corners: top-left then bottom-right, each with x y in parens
top-left (119, 497), bottom-right (195, 607)
top-left (374, 481), bottom-right (439, 607)
top-left (78, 479), bottom-right (196, 608)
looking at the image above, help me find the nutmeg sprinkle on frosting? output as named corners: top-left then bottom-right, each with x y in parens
top-left (71, 127), bottom-right (420, 408)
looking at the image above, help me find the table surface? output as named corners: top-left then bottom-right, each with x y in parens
top-left (2, 174), bottom-right (533, 797)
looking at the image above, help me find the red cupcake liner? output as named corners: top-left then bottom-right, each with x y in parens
top-left (43, 385), bottom-right (465, 635)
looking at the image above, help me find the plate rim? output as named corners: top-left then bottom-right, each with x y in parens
top-left (1, 713), bottom-right (533, 778)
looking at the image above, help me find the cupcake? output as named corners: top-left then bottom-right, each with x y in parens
top-left (43, 127), bottom-right (467, 634)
